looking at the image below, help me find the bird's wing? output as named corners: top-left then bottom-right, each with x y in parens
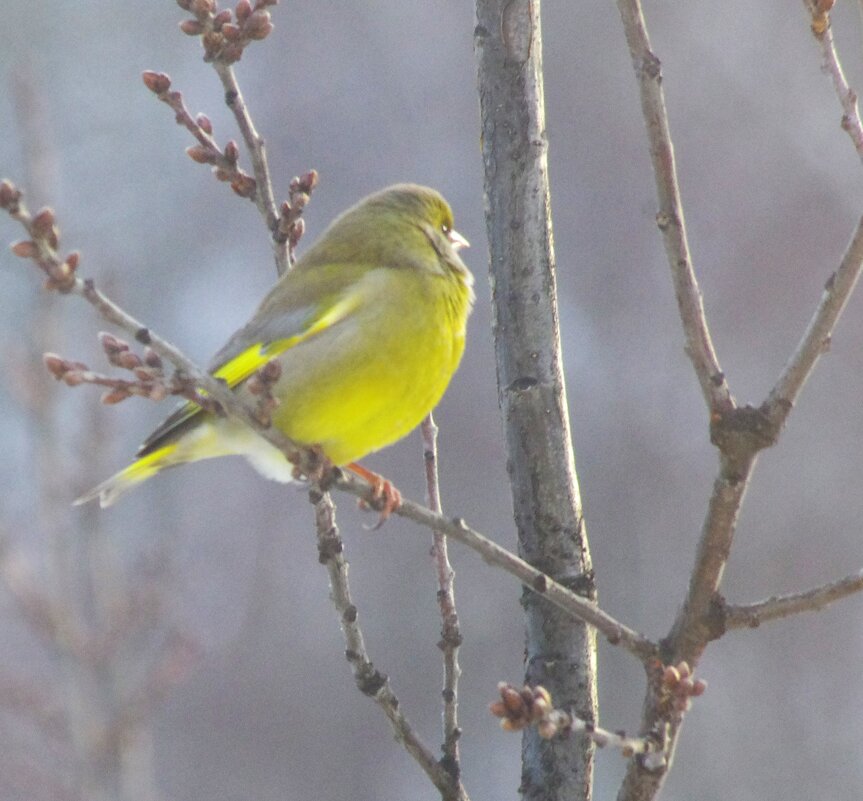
top-left (135, 285), bottom-right (363, 458)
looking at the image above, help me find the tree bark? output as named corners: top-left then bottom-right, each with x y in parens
top-left (474, 3), bottom-right (597, 800)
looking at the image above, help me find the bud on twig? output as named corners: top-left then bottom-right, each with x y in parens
top-left (11, 241), bottom-right (38, 259)
top-left (179, 19), bottom-right (205, 36)
top-left (142, 71), bottom-right (172, 95)
top-left (196, 113), bottom-right (213, 135)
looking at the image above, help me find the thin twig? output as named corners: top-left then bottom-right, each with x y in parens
top-left (491, 683), bottom-right (667, 766)
top-left (615, 0), bottom-right (732, 414)
top-left (765, 215), bottom-right (863, 426)
top-left (421, 413), bottom-right (462, 780)
top-left (309, 486), bottom-right (469, 801)
top-left (724, 570), bottom-right (863, 629)
top-left (333, 472), bottom-right (658, 663)
top-left (803, 0), bottom-right (863, 161)
top-left (212, 61), bottom-right (288, 273)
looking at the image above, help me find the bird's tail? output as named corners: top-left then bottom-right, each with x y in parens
top-left (73, 443), bottom-right (179, 508)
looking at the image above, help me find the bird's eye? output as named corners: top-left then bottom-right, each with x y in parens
top-left (441, 223), bottom-right (451, 235)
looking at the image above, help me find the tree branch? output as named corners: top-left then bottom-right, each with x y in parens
top-left (475, 2), bottom-right (599, 799)
top-left (765, 214), bottom-right (863, 426)
top-left (803, 0), bottom-right (863, 160)
top-left (614, 0), bottom-right (732, 414)
top-left (723, 570), bottom-right (863, 629)
top-left (421, 414), bottom-right (463, 781)
top-left (309, 486), bottom-right (469, 801)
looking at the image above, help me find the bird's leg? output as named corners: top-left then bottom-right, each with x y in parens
top-left (346, 462), bottom-right (402, 528)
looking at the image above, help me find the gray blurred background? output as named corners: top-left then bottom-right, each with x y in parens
top-left (2, 1), bottom-right (863, 800)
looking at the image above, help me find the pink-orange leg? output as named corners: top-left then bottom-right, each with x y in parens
top-left (347, 462), bottom-right (402, 528)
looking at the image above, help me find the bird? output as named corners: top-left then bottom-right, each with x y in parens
top-left (75, 183), bottom-right (474, 513)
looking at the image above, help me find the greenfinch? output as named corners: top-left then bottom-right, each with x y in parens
top-left (76, 184), bottom-right (474, 508)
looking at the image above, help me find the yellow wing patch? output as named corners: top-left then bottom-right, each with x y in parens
top-left (135, 289), bottom-right (362, 458)
top-left (214, 293), bottom-right (360, 388)
top-left (214, 337), bottom-right (296, 388)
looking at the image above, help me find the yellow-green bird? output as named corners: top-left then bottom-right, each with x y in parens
top-left (76, 184), bottom-right (474, 509)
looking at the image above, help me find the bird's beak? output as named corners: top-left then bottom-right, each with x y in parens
top-left (447, 228), bottom-right (470, 251)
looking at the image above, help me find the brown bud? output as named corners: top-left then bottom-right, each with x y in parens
top-left (213, 167), bottom-right (231, 182)
top-left (187, 145), bottom-right (215, 165)
top-left (500, 685), bottom-right (524, 715)
top-left (220, 43), bottom-right (245, 63)
top-left (144, 348), bottom-right (163, 369)
top-left (63, 372), bottom-right (85, 387)
top-left (149, 384), bottom-right (168, 402)
top-left (142, 71), bottom-right (171, 94)
top-left (43, 353), bottom-right (69, 378)
top-left (32, 208), bottom-right (58, 247)
top-left (65, 251), bottom-right (80, 271)
top-left (202, 30), bottom-right (223, 54)
top-left (99, 331), bottom-right (128, 356)
top-left (0, 180), bottom-right (21, 209)
top-left (221, 23), bottom-right (241, 41)
top-left (531, 696), bottom-right (550, 721)
top-left (246, 374), bottom-right (263, 395)
top-left (31, 207), bottom-right (55, 235)
top-left (260, 359), bottom-right (282, 383)
top-left (176, 0), bottom-right (193, 8)
top-left (299, 169), bottom-right (319, 193)
top-left (230, 174), bottom-right (256, 198)
top-left (489, 700), bottom-right (507, 718)
top-left (223, 140), bottom-right (240, 164)
top-left (288, 218), bottom-right (304, 247)
top-left (213, 9), bottom-right (233, 27)
top-left (534, 686), bottom-right (552, 705)
top-left (663, 665), bottom-right (681, 686)
top-left (537, 719), bottom-right (558, 740)
top-left (236, 0), bottom-right (252, 21)
top-left (196, 113), bottom-right (213, 134)
top-left (118, 351), bottom-right (143, 370)
top-left (692, 679), bottom-right (707, 696)
top-left (191, 0), bottom-right (215, 14)
top-left (101, 389), bottom-right (131, 405)
top-left (179, 18), bottom-right (204, 35)
top-left (244, 10), bottom-right (273, 39)
top-left (11, 240), bottom-right (38, 259)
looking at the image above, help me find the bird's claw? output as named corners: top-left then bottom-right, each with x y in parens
top-left (349, 462), bottom-right (402, 528)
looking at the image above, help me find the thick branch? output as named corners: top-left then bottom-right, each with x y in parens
top-left (475, 2), bottom-right (598, 800)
